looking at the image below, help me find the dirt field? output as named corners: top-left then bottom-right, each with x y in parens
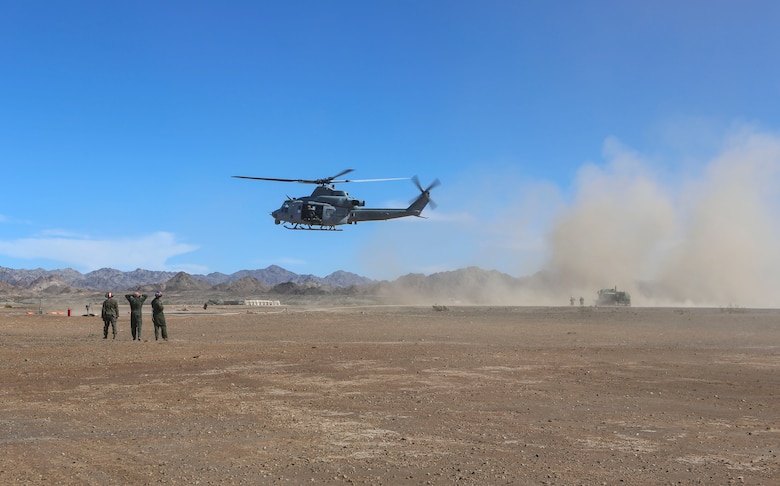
top-left (1, 304), bottom-right (778, 484)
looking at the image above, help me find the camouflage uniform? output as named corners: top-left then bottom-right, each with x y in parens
top-left (151, 295), bottom-right (168, 341)
top-left (101, 295), bottom-right (119, 339)
top-left (125, 293), bottom-right (148, 340)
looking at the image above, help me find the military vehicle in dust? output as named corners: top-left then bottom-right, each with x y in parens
top-left (596, 287), bottom-right (631, 306)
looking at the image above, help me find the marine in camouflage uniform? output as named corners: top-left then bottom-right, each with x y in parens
top-left (125, 292), bottom-right (148, 341)
top-left (151, 291), bottom-right (168, 341)
top-left (101, 292), bottom-right (119, 339)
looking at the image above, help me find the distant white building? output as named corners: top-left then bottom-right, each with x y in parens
top-left (244, 299), bottom-right (281, 306)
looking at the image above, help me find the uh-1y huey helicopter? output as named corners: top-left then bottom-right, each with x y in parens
top-left (232, 168), bottom-right (440, 231)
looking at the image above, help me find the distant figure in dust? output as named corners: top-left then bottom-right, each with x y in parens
top-left (579, 296), bottom-right (584, 306)
top-left (125, 291), bottom-right (148, 341)
top-left (570, 296), bottom-right (575, 306)
top-left (151, 291), bottom-right (168, 341)
top-left (101, 292), bottom-right (119, 339)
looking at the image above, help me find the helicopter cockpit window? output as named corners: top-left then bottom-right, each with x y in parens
top-left (281, 203), bottom-right (290, 213)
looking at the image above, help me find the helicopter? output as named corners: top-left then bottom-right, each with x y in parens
top-left (232, 168), bottom-right (440, 231)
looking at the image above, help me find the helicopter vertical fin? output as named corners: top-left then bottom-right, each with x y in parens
top-left (407, 177), bottom-right (440, 216)
top-left (407, 192), bottom-right (430, 215)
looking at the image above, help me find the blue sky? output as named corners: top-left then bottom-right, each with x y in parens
top-left (2, 1), bottom-right (780, 289)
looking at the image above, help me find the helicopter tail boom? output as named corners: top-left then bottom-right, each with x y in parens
top-left (348, 177), bottom-right (440, 223)
top-left (348, 208), bottom-right (413, 222)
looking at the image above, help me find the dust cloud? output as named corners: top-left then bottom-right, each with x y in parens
top-left (361, 126), bottom-right (780, 308)
top-left (542, 128), bottom-right (780, 307)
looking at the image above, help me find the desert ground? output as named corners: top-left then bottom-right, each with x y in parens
top-left (0, 302), bottom-right (778, 485)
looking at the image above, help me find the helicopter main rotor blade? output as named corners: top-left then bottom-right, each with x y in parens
top-left (328, 168), bottom-right (355, 181)
top-left (232, 175), bottom-right (311, 183)
top-left (233, 169), bottom-right (357, 185)
top-left (233, 172), bottom-right (408, 185)
top-left (331, 177), bottom-right (410, 183)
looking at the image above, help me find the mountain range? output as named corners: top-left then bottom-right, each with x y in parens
top-left (0, 265), bottom-right (543, 305)
top-left (0, 265), bottom-right (374, 291)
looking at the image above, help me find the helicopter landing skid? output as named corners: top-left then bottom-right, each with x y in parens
top-left (283, 223), bottom-right (342, 231)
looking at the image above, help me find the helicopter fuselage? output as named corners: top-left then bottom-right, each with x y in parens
top-left (271, 185), bottom-right (358, 229)
top-left (233, 169), bottom-right (438, 231)
top-left (270, 184), bottom-right (430, 230)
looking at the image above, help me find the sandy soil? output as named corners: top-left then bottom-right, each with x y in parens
top-left (0, 304), bottom-right (778, 484)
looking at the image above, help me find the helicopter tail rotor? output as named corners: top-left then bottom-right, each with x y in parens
top-left (408, 176), bottom-right (440, 213)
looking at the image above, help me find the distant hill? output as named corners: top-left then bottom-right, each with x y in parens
top-left (372, 266), bottom-right (530, 304)
top-left (211, 276), bottom-right (271, 293)
top-left (27, 275), bottom-right (78, 295)
top-left (157, 272), bottom-right (212, 292)
top-left (226, 265), bottom-right (374, 287)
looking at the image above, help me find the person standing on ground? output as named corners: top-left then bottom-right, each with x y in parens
top-left (101, 292), bottom-right (119, 339)
top-left (125, 291), bottom-right (148, 341)
top-left (151, 290), bottom-right (168, 341)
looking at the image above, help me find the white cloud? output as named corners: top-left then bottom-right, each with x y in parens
top-left (0, 231), bottom-right (198, 272)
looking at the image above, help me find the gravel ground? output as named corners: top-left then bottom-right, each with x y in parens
top-left (0, 304), bottom-right (778, 484)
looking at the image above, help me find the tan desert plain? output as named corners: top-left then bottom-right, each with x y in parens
top-left (0, 285), bottom-right (778, 485)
